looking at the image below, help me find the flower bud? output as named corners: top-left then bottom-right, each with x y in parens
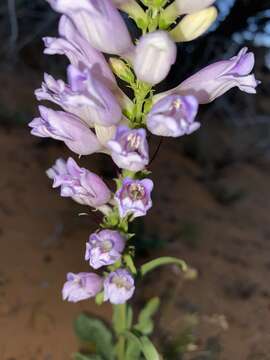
top-left (46, 0), bottom-right (133, 55)
top-left (170, 6), bottom-right (218, 42)
top-left (107, 126), bottom-right (149, 172)
top-left (62, 272), bottom-right (103, 303)
top-left (113, 0), bottom-right (147, 30)
top-left (104, 269), bottom-right (135, 304)
top-left (175, 0), bottom-right (216, 14)
top-left (115, 177), bottom-right (153, 218)
top-left (47, 157), bottom-right (111, 208)
top-left (147, 95), bottom-right (200, 137)
top-left (109, 58), bottom-right (135, 83)
top-left (85, 230), bottom-right (125, 269)
top-left (29, 106), bottom-right (101, 156)
top-left (133, 31), bottom-right (177, 85)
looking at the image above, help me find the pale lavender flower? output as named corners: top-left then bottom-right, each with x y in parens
top-left (43, 16), bottom-right (116, 89)
top-left (133, 31), bottom-right (177, 85)
top-left (147, 95), bottom-right (200, 137)
top-left (36, 65), bottom-right (122, 127)
top-left (62, 272), bottom-right (103, 303)
top-left (85, 230), bottom-right (125, 269)
top-left (47, 157), bottom-right (111, 208)
top-left (158, 47), bottom-right (259, 104)
top-left (104, 269), bottom-right (135, 304)
top-left (46, 0), bottom-right (133, 55)
top-left (29, 106), bottom-right (101, 155)
top-left (115, 178), bottom-right (153, 218)
top-left (107, 126), bottom-right (149, 172)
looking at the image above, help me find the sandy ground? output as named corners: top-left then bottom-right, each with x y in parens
top-left (1, 126), bottom-right (270, 360)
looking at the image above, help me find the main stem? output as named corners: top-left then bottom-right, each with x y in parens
top-left (114, 303), bottom-right (127, 360)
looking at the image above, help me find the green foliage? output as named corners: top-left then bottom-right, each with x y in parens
top-left (126, 305), bottom-right (134, 330)
top-left (126, 339), bottom-right (142, 360)
top-left (140, 257), bottom-right (188, 277)
top-left (74, 314), bottom-right (114, 360)
top-left (140, 336), bottom-right (160, 360)
top-left (135, 297), bottom-right (160, 335)
top-left (124, 332), bottom-right (160, 360)
top-left (123, 254), bottom-right (137, 275)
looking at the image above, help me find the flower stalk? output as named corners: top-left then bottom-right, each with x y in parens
top-left (30, 0), bottom-right (259, 358)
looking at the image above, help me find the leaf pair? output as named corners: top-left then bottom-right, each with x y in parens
top-left (125, 331), bottom-right (160, 360)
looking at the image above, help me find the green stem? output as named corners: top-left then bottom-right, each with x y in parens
top-left (114, 303), bottom-right (127, 360)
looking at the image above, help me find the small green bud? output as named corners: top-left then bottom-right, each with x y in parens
top-left (109, 58), bottom-right (135, 84)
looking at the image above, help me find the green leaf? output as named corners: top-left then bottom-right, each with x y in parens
top-left (135, 298), bottom-right (160, 335)
top-left (74, 314), bottom-right (114, 360)
top-left (123, 254), bottom-right (137, 275)
top-left (140, 337), bottom-right (160, 360)
top-left (73, 353), bottom-right (103, 360)
top-left (124, 332), bottom-right (160, 360)
top-left (140, 257), bottom-right (188, 277)
top-left (126, 340), bottom-right (141, 360)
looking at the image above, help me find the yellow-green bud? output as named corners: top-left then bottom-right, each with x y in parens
top-left (109, 58), bottom-right (135, 84)
top-left (170, 6), bottom-right (218, 42)
top-left (116, 0), bottom-right (148, 31)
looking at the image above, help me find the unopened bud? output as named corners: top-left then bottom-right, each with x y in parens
top-left (175, 0), bottom-right (216, 14)
top-left (109, 58), bottom-right (135, 83)
top-left (170, 6), bottom-right (218, 42)
top-left (133, 31), bottom-right (177, 85)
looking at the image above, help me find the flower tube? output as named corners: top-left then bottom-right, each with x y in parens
top-left (62, 272), bottom-right (103, 303)
top-left (46, 0), bottom-right (133, 55)
top-left (115, 177), bottom-right (153, 218)
top-left (47, 157), bottom-right (111, 208)
top-left (36, 66), bottom-right (122, 127)
top-left (155, 48), bottom-right (260, 104)
top-left (147, 95), bottom-right (200, 137)
top-left (29, 106), bottom-right (101, 155)
top-left (104, 269), bottom-right (135, 304)
top-left (85, 230), bottom-right (125, 269)
top-left (107, 126), bottom-right (149, 172)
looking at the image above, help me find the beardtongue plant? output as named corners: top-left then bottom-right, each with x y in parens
top-left (30, 0), bottom-right (259, 358)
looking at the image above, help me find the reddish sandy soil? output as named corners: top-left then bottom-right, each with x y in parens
top-left (1, 125), bottom-right (270, 360)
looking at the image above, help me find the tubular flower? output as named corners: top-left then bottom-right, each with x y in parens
top-left (36, 65), bottom-right (122, 127)
top-left (147, 95), bottom-right (200, 137)
top-left (29, 106), bottom-right (101, 155)
top-left (156, 48), bottom-right (260, 104)
top-left (85, 230), bottom-right (125, 269)
top-left (133, 31), bottom-right (177, 85)
top-left (62, 272), bottom-right (103, 303)
top-left (104, 269), bottom-right (135, 304)
top-left (43, 16), bottom-right (116, 89)
top-left (115, 177), bottom-right (153, 218)
top-left (47, 157), bottom-right (111, 208)
top-left (107, 126), bottom-right (149, 172)
top-left (46, 0), bottom-right (133, 55)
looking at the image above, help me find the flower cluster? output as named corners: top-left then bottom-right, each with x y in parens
top-left (30, 0), bottom-right (259, 306)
